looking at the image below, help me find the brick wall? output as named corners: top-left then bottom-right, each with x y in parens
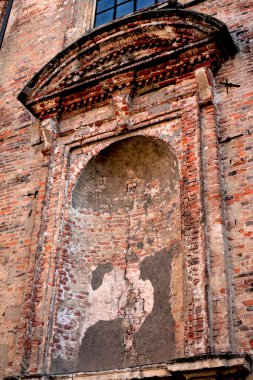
top-left (184, 0), bottom-right (253, 358)
top-left (0, 0), bottom-right (252, 378)
top-left (0, 1), bottom-right (95, 376)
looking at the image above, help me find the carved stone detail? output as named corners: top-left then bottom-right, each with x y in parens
top-left (41, 118), bottom-right (59, 152)
top-left (112, 93), bottom-right (133, 134)
top-left (18, 9), bottom-right (237, 120)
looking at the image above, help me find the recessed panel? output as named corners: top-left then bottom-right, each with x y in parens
top-left (52, 136), bottom-right (182, 373)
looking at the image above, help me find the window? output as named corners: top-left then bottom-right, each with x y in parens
top-left (95, 0), bottom-right (165, 28)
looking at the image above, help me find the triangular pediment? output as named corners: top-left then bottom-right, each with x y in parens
top-left (18, 9), bottom-right (237, 119)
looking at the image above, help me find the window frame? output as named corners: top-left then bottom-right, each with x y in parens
top-left (94, 0), bottom-right (163, 28)
top-left (0, 0), bottom-right (14, 49)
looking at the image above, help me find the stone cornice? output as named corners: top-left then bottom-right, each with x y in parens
top-left (5, 354), bottom-right (252, 379)
top-left (51, 354), bottom-right (252, 379)
top-left (18, 9), bottom-right (237, 120)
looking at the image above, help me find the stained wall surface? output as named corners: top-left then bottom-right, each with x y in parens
top-left (52, 136), bottom-right (182, 373)
top-left (0, 0), bottom-right (252, 379)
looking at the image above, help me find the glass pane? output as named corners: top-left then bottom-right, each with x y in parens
top-left (97, 0), bottom-right (114, 13)
top-left (116, 1), bottom-right (134, 18)
top-left (136, 0), bottom-right (155, 10)
top-left (95, 9), bottom-right (114, 27)
top-left (116, 0), bottom-right (128, 4)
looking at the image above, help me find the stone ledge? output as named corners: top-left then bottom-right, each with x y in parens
top-left (8, 353), bottom-right (252, 380)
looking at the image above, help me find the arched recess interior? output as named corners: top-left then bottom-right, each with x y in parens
top-left (52, 135), bottom-right (183, 373)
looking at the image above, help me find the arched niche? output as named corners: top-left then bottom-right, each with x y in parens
top-left (52, 135), bottom-right (184, 373)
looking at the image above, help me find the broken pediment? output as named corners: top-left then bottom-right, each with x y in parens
top-left (18, 9), bottom-right (237, 119)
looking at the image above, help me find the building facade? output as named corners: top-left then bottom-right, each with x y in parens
top-left (0, 0), bottom-right (253, 379)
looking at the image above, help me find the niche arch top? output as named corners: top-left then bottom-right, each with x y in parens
top-left (18, 8), bottom-right (237, 120)
top-left (72, 135), bottom-right (179, 212)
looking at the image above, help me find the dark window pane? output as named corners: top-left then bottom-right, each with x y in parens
top-left (95, 0), bottom-right (166, 27)
top-left (116, 1), bottom-right (134, 18)
top-left (97, 0), bottom-right (115, 12)
top-left (95, 9), bottom-right (114, 27)
top-left (136, 0), bottom-right (155, 10)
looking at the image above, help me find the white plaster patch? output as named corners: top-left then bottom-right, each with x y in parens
top-left (80, 266), bottom-right (154, 353)
top-left (54, 264), bottom-right (154, 363)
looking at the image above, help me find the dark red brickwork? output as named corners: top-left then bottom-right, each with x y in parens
top-left (0, 0), bottom-right (253, 379)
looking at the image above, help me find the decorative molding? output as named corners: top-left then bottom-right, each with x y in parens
top-left (6, 354), bottom-right (252, 380)
top-left (18, 9), bottom-right (237, 120)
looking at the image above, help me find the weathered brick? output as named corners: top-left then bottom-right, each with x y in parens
top-left (0, 0), bottom-right (253, 379)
